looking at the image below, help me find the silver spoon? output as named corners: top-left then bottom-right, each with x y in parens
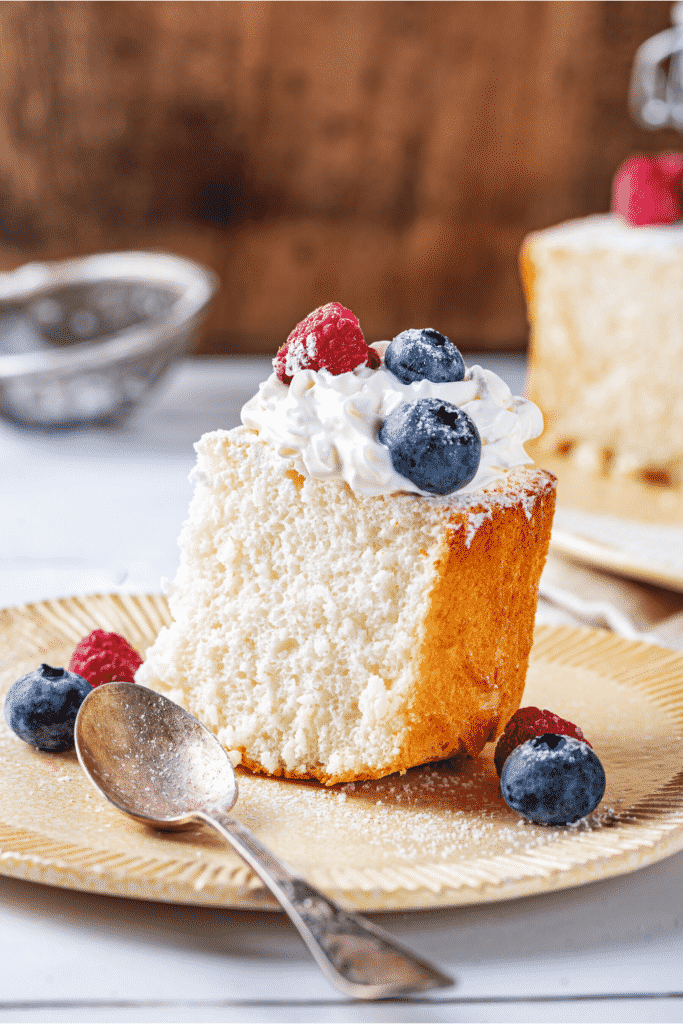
top-left (74, 682), bottom-right (453, 1000)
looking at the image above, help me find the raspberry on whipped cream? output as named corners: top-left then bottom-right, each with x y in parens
top-left (273, 303), bottom-right (375, 384)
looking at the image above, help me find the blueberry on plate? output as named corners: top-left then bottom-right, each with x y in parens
top-left (500, 733), bottom-right (606, 825)
top-left (4, 663), bottom-right (92, 752)
top-left (384, 328), bottom-right (466, 384)
top-left (378, 397), bottom-right (481, 495)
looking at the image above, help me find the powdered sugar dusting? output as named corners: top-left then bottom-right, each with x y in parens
top-left (465, 511), bottom-right (492, 547)
top-left (232, 747), bottom-right (629, 876)
top-left (284, 332), bottom-right (318, 379)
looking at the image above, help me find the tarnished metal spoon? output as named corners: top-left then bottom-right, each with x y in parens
top-left (74, 682), bottom-right (453, 1000)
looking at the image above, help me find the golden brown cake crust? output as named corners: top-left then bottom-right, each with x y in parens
top-left (397, 470), bottom-right (555, 772)
top-left (519, 235), bottom-right (544, 417)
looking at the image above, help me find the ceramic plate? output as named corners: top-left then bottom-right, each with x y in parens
top-left (550, 525), bottom-right (683, 595)
top-left (525, 446), bottom-right (683, 592)
top-left (2, 593), bottom-right (683, 912)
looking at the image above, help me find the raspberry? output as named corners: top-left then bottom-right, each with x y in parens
top-left (367, 346), bottom-right (382, 370)
top-left (612, 153), bottom-right (683, 226)
top-left (494, 706), bottom-right (590, 776)
top-left (273, 303), bottom-right (373, 384)
top-left (69, 630), bottom-right (142, 688)
top-left (655, 152), bottom-right (683, 185)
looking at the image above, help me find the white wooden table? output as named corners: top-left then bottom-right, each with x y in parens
top-left (1, 356), bottom-right (682, 1023)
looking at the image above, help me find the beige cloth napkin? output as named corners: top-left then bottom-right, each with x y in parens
top-left (537, 548), bottom-right (683, 652)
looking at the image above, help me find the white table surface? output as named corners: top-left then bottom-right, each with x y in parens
top-left (1, 355), bottom-right (682, 1024)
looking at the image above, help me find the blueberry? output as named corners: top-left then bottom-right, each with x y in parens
top-left (500, 733), bottom-right (606, 825)
top-left (4, 663), bottom-right (92, 752)
top-left (378, 398), bottom-right (481, 494)
top-left (384, 328), bottom-right (465, 384)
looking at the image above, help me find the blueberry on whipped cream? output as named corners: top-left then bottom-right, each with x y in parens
top-left (384, 328), bottom-right (466, 385)
top-left (378, 398), bottom-right (481, 495)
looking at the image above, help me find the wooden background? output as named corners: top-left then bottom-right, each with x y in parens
top-left (0, 1), bottom-right (680, 354)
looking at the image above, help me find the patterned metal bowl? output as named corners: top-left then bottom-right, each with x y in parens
top-left (0, 251), bottom-right (217, 427)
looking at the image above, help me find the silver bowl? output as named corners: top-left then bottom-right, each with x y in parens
top-left (0, 251), bottom-right (217, 428)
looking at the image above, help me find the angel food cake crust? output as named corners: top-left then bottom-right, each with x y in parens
top-left (137, 428), bottom-right (555, 785)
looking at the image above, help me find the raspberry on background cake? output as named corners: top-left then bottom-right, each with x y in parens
top-left (136, 312), bottom-right (555, 785)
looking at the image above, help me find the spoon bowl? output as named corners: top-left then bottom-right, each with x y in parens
top-left (75, 682), bottom-right (453, 1000)
top-left (76, 681), bottom-right (237, 829)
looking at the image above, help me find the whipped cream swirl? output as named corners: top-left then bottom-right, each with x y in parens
top-left (241, 343), bottom-right (543, 497)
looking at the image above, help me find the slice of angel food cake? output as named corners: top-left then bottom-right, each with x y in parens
top-left (136, 304), bottom-right (555, 785)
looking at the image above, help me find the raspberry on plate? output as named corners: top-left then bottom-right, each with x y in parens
top-left (69, 629), bottom-right (142, 688)
top-left (273, 303), bottom-right (373, 384)
top-left (494, 705), bottom-right (589, 776)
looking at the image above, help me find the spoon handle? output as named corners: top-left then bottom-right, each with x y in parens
top-left (199, 809), bottom-right (453, 1000)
